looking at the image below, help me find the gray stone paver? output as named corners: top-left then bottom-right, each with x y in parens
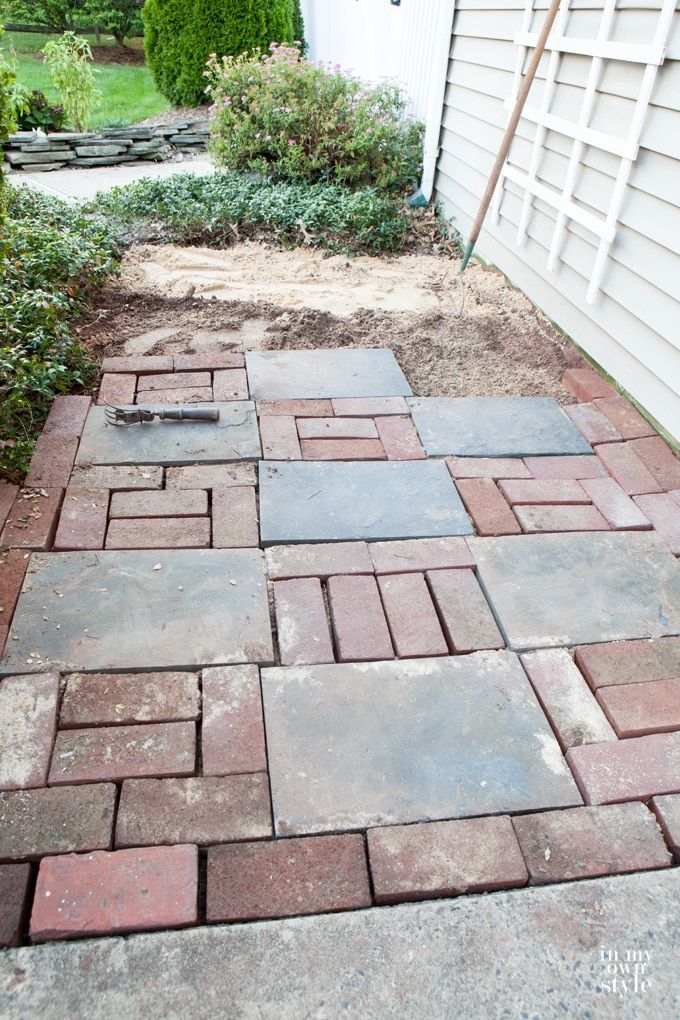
top-left (1, 869), bottom-right (677, 1019)
top-left (258, 460), bottom-right (473, 543)
top-left (408, 396), bottom-right (592, 456)
top-left (472, 531), bottom-right (680, 651)
top-left (246, 349), bottom-right (412, 399)
top-left (262, 652), bottom-right (582, 835)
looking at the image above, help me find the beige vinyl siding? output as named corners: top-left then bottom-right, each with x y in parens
top-left (435, 0), bottom-right (680, 439)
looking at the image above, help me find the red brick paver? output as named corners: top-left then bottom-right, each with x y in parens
top-left (0, 488), bottom-right (63, 550)
top-left (595, 442), bottom-right (662, 495)
top-left (24, 436), bottom-right (78, 489)
top-left (0, 549), bottom-right (29, 626)
top-left (0, 863), bottom-right (31, 947)
top-left (30, 845), bottom-right (198, 941)
top-left (165, 463), bottom-right (255, 490)
top-left (564, 403), bottom-right (621, 445)
top-left (455, 478), bottom-right (520, 536)
top-left (109, 489), bottom-right (208, 519)
top-left (369, 537), bottom-right (475, 574)
top-left (512, 803), bottom-right (671, 884)
top-left (105, 517), bottom-right (210, 549)
top-left (259, 416), bottom-right (302, 460)
top-left (0, 673), bottom-right (59, 791)
top-left (426, 568), bottom-right (504, 653)
top-left (520, 649), bottom-right (615, 750)
top-left (213, 368), bottom-right (249, 401)
top-left (331, 397), bottom-right (408, 416)
top-left (136, 386), bottom-right (214, 405)
top-left (523, 456), bottom-right (607, 479)
top-left (297, 417), bottom-right (378, 440)
top-left (273, 578), bottom-right (335, 666)
top-left (629, 436), bottom-right (680, 491)
top-left (0, 482), bottom-right (18, 531)
top-left (633, 494), bottom-right (680, 554)
top-left (69, 465), bottom-right (163, 490)
top-left (563, 367), bottom-right (616, 401)
top-left (174, 353), bottom-right (244, 371)
top-left (375, 416), bottom-right (427, 460)
top-left (368, 816), bottom-right (527, 905)
top-left (0, 784), bottom-right (116, 861)
top-left (566, 731), bottom-right (680, 804)
top-left (327, 574), bottom-right (394, 661)
top-left (377, 572), bottom-right (448, 658)
top-left (265, 542), bottom-right (372, 580)
top-left (579, 477), bottom-right (651, 530)
top-left (257, 399), bottom-right (333, 417)
top-left (97, 373), bottom-right (136, 406)
top-left (48, 722), bottom-right (196, 785)
top-left (514, 504), bottom-right (609, 533)
top-left (101, 356), bottom-right (173, 374)
top-left (446, 457), bottom-right (531, 479)
top-left (42, 395), bottom-right (91, 437)
top-left (212, 486), bottom-right (259, 548)
top-left (574, 637), bottom-right (680, 689)
top-left (497, 479), bottom-right (587, 506)
top-left (115, 774), bottom-right (272, 848)
top-left (206, 835), bottom-right (371, 922)
top-left (141, 372), bottom-right (211, 391)
top-left (53, 488), bottom-right (109, 551)
top-left (59, 672), bottom-right (200, 728)
top-left (593, 396), bottom-right (655, 440)
top-left (651, 794), bottom-right (680, 858)
top-left (201, 665), bottom-right (267, 776)
top-left (300, 438), bottom-right (386, 460)
top-left (596, 679), bottom-right (680, 737)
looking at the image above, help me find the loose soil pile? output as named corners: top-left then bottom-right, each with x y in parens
top-left (79, 241), bottom-right (585, 401)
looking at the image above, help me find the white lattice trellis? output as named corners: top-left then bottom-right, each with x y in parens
top-left (490, 0), bottom-right (676, 303)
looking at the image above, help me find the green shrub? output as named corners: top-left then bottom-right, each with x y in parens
top-left (206, 44), bottom-right (423, 194)
top-left (142, 0), bottom-right (300, 108)
top-left (0, 187), bottom-right (118, 478)
top-left (90, 171), bottom-right (411, 255)
top-left (42, 31), bottom-right (101, 130)
top-left (17, 89), bottom-right (66, 131)
top-left (83, 1), bottom-right (144, 46)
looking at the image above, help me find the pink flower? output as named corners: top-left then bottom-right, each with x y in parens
top-left (288, 139), bottom-right (296, 145)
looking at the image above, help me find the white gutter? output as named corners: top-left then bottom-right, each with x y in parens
top-left (415, 0), bottom-right (457, 204)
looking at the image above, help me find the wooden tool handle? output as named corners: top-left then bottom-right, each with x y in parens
top-left (162, 408), bottom-right (220, 421)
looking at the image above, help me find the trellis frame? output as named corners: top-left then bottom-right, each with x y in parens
top-left (490, 0), bottom-right (676, 303)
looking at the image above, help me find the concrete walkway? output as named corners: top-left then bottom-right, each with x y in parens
top-left (8, 158), bottom-right (216, 201)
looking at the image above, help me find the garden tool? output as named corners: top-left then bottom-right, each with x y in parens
top-left (105, 405), bottom-right (220, 426)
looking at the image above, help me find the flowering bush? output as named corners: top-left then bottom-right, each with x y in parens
top-left (206, 44), bottom-right (423, 194)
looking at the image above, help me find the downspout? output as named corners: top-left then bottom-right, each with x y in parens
top-left (408, 0), bottom-right (457, 207)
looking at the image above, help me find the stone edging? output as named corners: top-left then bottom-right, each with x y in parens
top-left (3, 120), bottom-right (210, 173)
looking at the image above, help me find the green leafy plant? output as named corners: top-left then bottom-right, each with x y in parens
top-left (17, 88), bottom-right (66, 130)
top-left (0, 187), bottom-right (118, 478)
top-left (42, 30), bottom-right (101, 130)
top-left (206, 44), bottom-right (423, 194)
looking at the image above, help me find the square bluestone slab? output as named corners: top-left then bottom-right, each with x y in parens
top-left (246, 350), bottom-right (412, 400)
top-left (1, 549), bottom-right (273, 675)
top-left (472, 531), bottom-right (680, 652)
top-left (258, 461), bottom-right (472, 544)
top-left (75, 402), bottom-right (261, 467)
top-left (408, 397), bottom-right (591, 457)
top-left (261, 652), bottom-right (582, 835)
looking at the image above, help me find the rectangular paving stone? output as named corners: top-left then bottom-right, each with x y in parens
top-left (141, 372), bottom-right (211, 391)
top-left (629, 437), bottom-right (680, 491)
top-left (563, 368), bottom-right (617, 401)
top-left (30, 845), bottom-right (198, 941)
top-left (213, 369), bottom-right (249, 401)
top-left (24, 436), bottom-right (78, 489)
top-left (514, 504), bottom-right (610, 533)
top-left (76, 402), bottom-right (261, 466)
top-left (165, 462), bottom-right (256, 490)
top-left (0, 863), bottom-right (31, 948)
top-left (105, 517), bottom-right (211, 549)
top-left (567, 731), bottom-right (680, 804)
top-left (523, 455), bottom-right (607, 479)
top-left (0, 483), bottom-right (18, 531)
top-left (409, 397), bottom-right (591, 457)
top-left (375, 416), bottom-right (427, 460)
top-left (300, 439), bottom-right (386, 461)
top-left (426, 568), bottom-right (504, 653)
top-left (60, 672), bottom-right (200, 728)
top-left (68, 465), bottom-right (163, 490)
top-left (651, 794), bottom-right (680, 857)
top-left (0, 549), bottom-right (29, 622)
top-left (330, 397), bottom-right (410, 416)
top-left (297, 418), bottom-right (378, 440)
top-left (574, 637), bottom-right (680, 689)
top-left (564, 403), bottom-right (621, 444)
top-left (247, 350), bottom-right (412, 400)
top-left (42, 395), bottom-right (91, 438)
top-left (53, 488), bottom-right (109, 551)
top-left (455, 478), bottom-right (521, 536)
top-left (471, 532), bottom-right (680, 651)
top-left (497, 479), bottom-right (588, 506)
top-left (634, 494), bottom-right (680, 554)
top-left (579, 477), bottom-right (651, 530)
top-left (212, 486), bottom-right (259, 548)
top-left (377, 573), bottom-right (448, 658)
top-left (257, 399), bottom-right (334, 417)
top-left (49, 721), bottom-right (196, 785)
top-left (259, 416), bottom-right (301, 460)
top-left (206, 835), bottom-right (371, 922)
top-left (369, 537), bottom-right (475, 574)
top-left (109, 489), bottom-right (208, 518)
top-left (0, 488), bottom-right (63, 551)
top-left (101, 356), bottom-right (174, 374)
top-left (0, 674), bottom-right (59, 791)
top-left (259, 461), bottom-right (473, 544)
top-left (136, 386), bottom-right (214, 405)
top-left (327, 575), bottom-right (394, 662)
top-left (0, 784), bottom-right (116, 861)
top-left (265, 542), bottom-right (373, 580)
top-left (174, 353), bottom-right (244, 371)
top-left (519, 649), bottom-right (616, 750)
top-left (273, 578), bottom-right (335, 666)
top-left (97, 373), bottom-right (136, 406)
top-left (262, 653), bottom-right (582, 834)
top-left (593, 396), bottom-right (656, 439)
top-left (512, 803), bottom-right (671, 884)
top-left (115, 775), bottom-right (272, 848)
top-left (368, 816), bottom-right (528, 905)
top-left (446, 457), bottom-right (531, 479)
top-left (2, 549), bottom-right (273, 674)
top-left (595, 442), bottom-right (662, 495)
top-left (596, 678), bottom-right (680, 737)
top-left (201, 665), bottom-right (267, 776)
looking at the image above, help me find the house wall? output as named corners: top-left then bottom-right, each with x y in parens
top-left (435, 0), bottom-right (680, 440)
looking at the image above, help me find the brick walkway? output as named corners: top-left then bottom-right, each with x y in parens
top-left (1, 348), bottom-right (679, 947)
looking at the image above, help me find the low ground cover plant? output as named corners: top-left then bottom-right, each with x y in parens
top-left (206, 43), bottom-right (423, 194)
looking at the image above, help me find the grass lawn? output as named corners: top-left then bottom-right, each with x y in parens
top-left (1, 30), bottom-right (170, 128)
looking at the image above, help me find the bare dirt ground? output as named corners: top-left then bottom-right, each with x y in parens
top-left (78, 241), bottom-right (585, 401)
